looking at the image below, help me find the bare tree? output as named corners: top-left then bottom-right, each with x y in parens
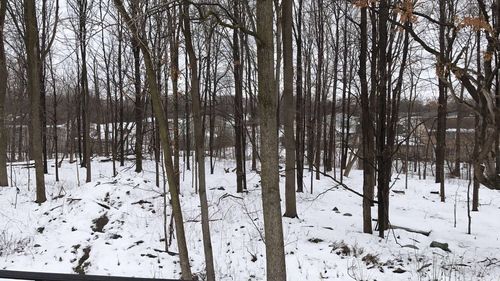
top-left (257, 0), bottom-right (287, 279)
top-left (294, 0), bottom-right (304, 192)
top-left (232, 0), bottom-right (247, 193)
top-left (0, 0), bottom-right (7, 187)
top-left (24, 0), bottom-right (46, 203)
top-left (358, 1), bottom-right (374, 234)
top-left (283, 0), bottom-right (297, 218)
top-left (131, 1), bottom-right (144, 174)
top-left (113, 0), bottom-right (193, 278)
top-left (181, 2), bottom-right (215, 280)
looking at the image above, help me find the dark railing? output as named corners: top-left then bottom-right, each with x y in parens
top-left (0, 270), bottom-right (184, 281)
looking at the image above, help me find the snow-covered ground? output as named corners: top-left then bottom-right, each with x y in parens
top-left (0, 158), bottom-right (499, 280)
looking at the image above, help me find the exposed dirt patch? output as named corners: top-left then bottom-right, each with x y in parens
top-left (73, 246), bottom-right (91, 275)
top-left (91, 213), bottom-right (109, 233)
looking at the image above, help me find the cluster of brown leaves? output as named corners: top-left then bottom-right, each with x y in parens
top-left (458, 17), bottom-right (493, 33)
top-left (483, 51), bottom-right (493, 62)
top-left (352, 0), bottom-right (377, 8)
top-left (394, 0), bottom-right (417, 23)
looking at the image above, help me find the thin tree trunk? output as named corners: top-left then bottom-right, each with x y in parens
top-left (78, 0), bottom-right (91, 183)
top-left (295, 0), bottom-right (304, 192)
top-left (326, 9), bottom-right (339, 174)
top-left (132, 2), bottom-right (143, 173)
top-left (49, 52), bottom-right (59, 182)
top-left (0, 0), bottom-right (7, 186)
top-left (436, 0), bottom-right (447, 203)
top-left (93, 58), bottom-right (102, 156)
top-left (233, 2), bottom-right (246, 193)
top-left (359, 5), bottom-right (373, 234)
top-left (168, 8), bottom-right (180, 185)
top-left (182, 3), bottom-right (215, 280)
top-left (282, 0), bottom-right (296, 217)
top-left (113, 1), bottom-right (193, 278)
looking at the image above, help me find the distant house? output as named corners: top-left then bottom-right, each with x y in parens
top-left (395, 112), bottom-right (476, 162)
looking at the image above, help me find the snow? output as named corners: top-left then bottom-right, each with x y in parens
top-left (0, 158), bottom-right (499, 280)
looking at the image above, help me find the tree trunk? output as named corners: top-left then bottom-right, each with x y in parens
top-left (295, 0), bottom-right (304, 192)
top-left (257, 0), bottom-right (287, 279)
top-left (233, 2), bottom-right (247, 193)
top-left (167, 8), bottom-right (180, 185)
top-left (49, 52), bottom-right (59, 182)
top-left (24, 0), bottom-right (46, 203)
top-left (182, 3), bottom-right (215, 280)
top-left (282, 0), bottom-right (296, 217)
top-left (93, 58), bottom-right (102, 156)
top-left (376, 0), bottom-right (389, 238)
top-left (326, 9), bottom-right (339, 174)
top-left (78, 0), bottom-right (91, 183)
top-left (132, 3), bottom-right (143, 174)
top-left (0, 0), bottom-right (8, 186)
top-left (359, 5), bottom-right (373, 234)
top-left (113, 1), bottom-right (192, 278)
top-left (436, 0), bottom-right (447, 203)
top-left (314, 0), bottom-right (324, 181)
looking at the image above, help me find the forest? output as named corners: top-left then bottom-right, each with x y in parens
top-left (0, 0), bottom-right (499, 280)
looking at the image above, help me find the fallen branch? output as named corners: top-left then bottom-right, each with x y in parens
top-left (373, 219), bottom-right (431, 236)
top-left (417, 263), bottom-right (432, 272)
top-left (217, 193), bottom-right (243, 205)
top-left (392, 225), bottom-right (431, 236)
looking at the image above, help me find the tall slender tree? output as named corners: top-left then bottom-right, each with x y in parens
top-left (295, 0), bottom-right (304, 192)
top-left (181, 2), bottom-right (215, 280)
top-left (233, 0), bottom-right (247, 193)
top-left (131, 1), bottom-right (144, 173)
top-left (358, 2), bottom-right (374, 234)
top-left (257, 0), bottom-right (287, 279)
top-left (283, 0), bottom-right (296, 217)
top-left (113, 1), bottom-right (192, 278)
top-left (24, 0), bottom-right (46, 203)
top-left (0, 0), bottom-right (7, 187)
top-left (436, 0), bottom-right (448, 202)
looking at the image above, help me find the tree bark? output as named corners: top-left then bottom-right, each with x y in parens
top-left (282, 0), bottom-right (296, 218)
top-left (0, 0), bottom-right (8, 186)
top-left (167, 8), bottom-right (181, 185)
top-left (295, 0), bottom-right (304, 192)
top-left (359, 5), bottom-right (373, 234)
top-left (181, 3), bottom-right (215, 280)
top-left (79, 0), bottom-right (91, 183)
top-left (257, 0), bottom-right (287, 279)
top-left (131, 2), bottom-right (143, 173)
top-left (233, 1), bottom-right (247, 193)
top-left (24, 0), bottom-right (46, 203)
top-left (113, 1), bottom-right (192, 278)
top-left (436, 0), bottom-right (447, 203)
top-left (376, 0), bottom-right (389, 238)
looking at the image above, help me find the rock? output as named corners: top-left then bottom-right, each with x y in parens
top-left (343, 213), bottom-right (352, 217)
top-left (393, 268), bottom-right (406, 273)
top-left (308, 238), bottom-right (324, 243)
top-left (430, 241), bottom-right (451, 252)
